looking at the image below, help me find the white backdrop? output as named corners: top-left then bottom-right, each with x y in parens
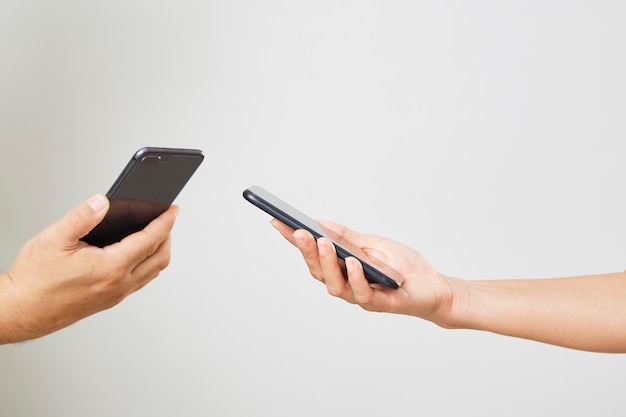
top-left (1, 1), bottom-right (625, 416)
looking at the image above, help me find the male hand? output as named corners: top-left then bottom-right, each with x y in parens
top-left (0, 194), bottom-right (178, 343)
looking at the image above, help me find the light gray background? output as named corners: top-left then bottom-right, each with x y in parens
top-left (1, 1), bottom-right (625, 416)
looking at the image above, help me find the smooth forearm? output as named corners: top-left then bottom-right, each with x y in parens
top-left (445, 272), bottom-right (626, 353)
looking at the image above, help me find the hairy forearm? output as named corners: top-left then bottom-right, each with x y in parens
top-left (445, 272), bottom-right (626, 353)
top-left (0, 270), bottom-right (85, 344)
top-left (0, 272), bottom-right (54, 344)
top-left (0, 272), bottom-right (22, 344)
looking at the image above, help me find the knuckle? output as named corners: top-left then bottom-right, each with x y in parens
top-left (310, 270), bottom-right (324, 281)
top-left (302, 252), bottom-right (318, 265)
top-left (156, 253), bottom-right (171, 271)
top-left (137, 270), bottom-right (160, 290)
top-left (109, 263), bottom-right (130, 281)
top-left (327, 285), bottom-right (345, 298)
top-left (64, 209), bottom-right (83, 231)
top-left (92, 273), bottom-right (127, 304)
top-left (143, 236), bottom-right (162, 258)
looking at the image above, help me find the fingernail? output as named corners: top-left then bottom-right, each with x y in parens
top-left (294, 234), bottom-right (305, 248)
top-left (346, 257), bottom-right (354, 273)
top-left (87, 194), bottom-right (107, 214)
top-left (318, 238), bottom-right (327, 255)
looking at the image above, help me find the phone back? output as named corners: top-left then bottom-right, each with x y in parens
top-left (82, 147), bottom-right (203, 247)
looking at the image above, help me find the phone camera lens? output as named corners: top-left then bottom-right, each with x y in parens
top-left (140, 155), bottom-right (163, 164)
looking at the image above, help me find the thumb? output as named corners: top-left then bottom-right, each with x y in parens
top-left (52, 194), bottom-right (110, 244)
top-left (317, 220), bottom-right (357, 243)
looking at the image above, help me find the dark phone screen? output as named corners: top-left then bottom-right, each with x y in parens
top-left (82, 148), bottom-right (203, 247)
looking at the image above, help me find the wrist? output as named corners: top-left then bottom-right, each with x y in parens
top-left (432, 274), bottom-right (472, 330)
top-left (436, 278), bottom-right (529, 334)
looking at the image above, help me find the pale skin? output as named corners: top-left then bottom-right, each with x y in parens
top-left (272, 218), bottom-right (626, 353)
top-left (0, 194), bottom-right (178, 344)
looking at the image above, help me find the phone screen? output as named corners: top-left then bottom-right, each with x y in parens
top-left (243, 185), bottom-right (401, 290)
top-left (82, 147), bottom-right (203, 247)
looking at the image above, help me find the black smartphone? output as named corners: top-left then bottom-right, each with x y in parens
top-left (82, 147), bottom-right (204, 247)
top-left (243, 185), bottom-right (401, 290)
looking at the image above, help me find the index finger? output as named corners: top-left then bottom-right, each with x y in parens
top-left (270, 218), bottom-right (297, 246)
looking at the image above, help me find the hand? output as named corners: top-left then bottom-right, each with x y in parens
top-left (0, 194), bottom-right (179, 343)
top-left (272, 219), bottom-right (626, 352)
top-left (271, 219), bottom-right (459, 325)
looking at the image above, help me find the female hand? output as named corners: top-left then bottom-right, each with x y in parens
top-left (272, 219), bottom-right (459, 326)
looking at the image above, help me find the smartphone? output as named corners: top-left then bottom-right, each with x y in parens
top-left (82, 147), bottom-right (204, 247)
top-left (243, 185), bottom-right (401, 290)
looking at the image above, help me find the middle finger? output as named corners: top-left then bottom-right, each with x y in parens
top-left (317, 238), bottom-right (354, 301)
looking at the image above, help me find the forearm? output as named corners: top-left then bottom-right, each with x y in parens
top-left (0, 272), bottom-right (23, 344)
top-left (0, 271), bottom-right (55, 344)
top-left (0, 270), bottom-right (89, 344)
top-left (445, 272), bottom-right (626, 353)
